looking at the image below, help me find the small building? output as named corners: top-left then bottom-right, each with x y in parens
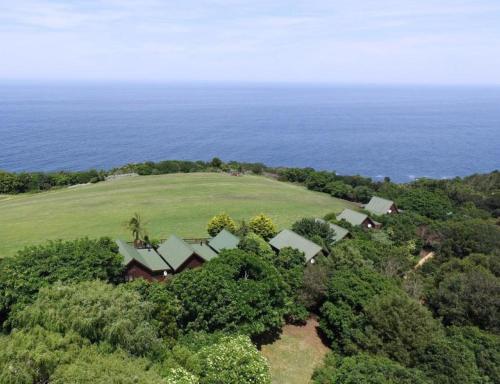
top-left (117, 239), bottom-right (172, 282)
top-left (117, 235), bottom-right (218, 282)
top-left (337, 209), bottom-right (380, 229)
top-left (269, 229), bottom-right (323, 264)
top-left (365, 196), bottom-right (399, 215)
top-left (315, 218), bottom-right (350, 243)
top-left (157, 235), bottom-right (218, 273)
top-left (208, 229), bottom-right (240, 253)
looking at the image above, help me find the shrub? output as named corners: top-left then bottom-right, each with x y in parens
top-left (207, 213), bottom-right (237, 237)
top-left (291, 218), bottom-right (336, 249)
top-left (248, 214), bottom-right (277, 240)
top-left (312, 353), bottom-right (430, 384)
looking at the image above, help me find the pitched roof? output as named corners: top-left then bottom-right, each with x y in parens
top-left (365, 196), bottom-right (395, 215)
top-left (157, 235), bottom-right (195, 271)
top-left (315, 218), bottom-right (350, 243)
top-left (157, 235), bottom-right (219, 271)
top-left (116, 239), bottom-right (171, 272)
top-left (190, 242), bottom-right (218, 262)
top-left (209, 229), bottom-right (240, 253)
top-left (337, 209), bottom-right (369, 226)
top-left (269, 229), bottom-right (322, 262)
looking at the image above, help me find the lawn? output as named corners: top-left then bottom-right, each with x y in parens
top-left (261, 318), bottom-right (330, 384)
top-left (0, 173), bottom-right (354, 257)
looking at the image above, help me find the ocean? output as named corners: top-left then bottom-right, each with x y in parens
top-left (0, 83), bottom-right (499, 182)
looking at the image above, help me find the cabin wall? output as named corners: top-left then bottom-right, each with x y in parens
top-left (176, 254), bottom-right (205, 273)
top-left (124, 261), bottom-right (167, 282)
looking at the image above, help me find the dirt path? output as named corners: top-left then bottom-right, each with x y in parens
top-left (261, 318), bottom-right (330, 384)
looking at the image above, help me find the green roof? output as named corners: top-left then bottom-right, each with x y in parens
top-left (365, 196), bottom-right (395, 215)
top-left (315, 218), bottom-right (349, 243)
top-left (269, 229), bottom-right (322, 262)
top-left (337, 209), bottom-right (369, 226)
top-left (157, 235), bottom-right (195, 271)
top-left (116, 239), bottom-right (170, 272)
top-left (157, 235), bottom-right (219, 271)
top-left (190, 243), bottom-right (218, 261)
top-left (209, 229), bottom-right (240, 253)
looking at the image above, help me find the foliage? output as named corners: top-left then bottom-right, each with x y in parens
top-left (127, 212), bottom-right (147, 243)
top-left (312, 353), bottom-right (430, 384)
top-left (50, 347), bottom-right (171, 384)
top-left (0, 327), bottom-right (85, 384)
top-left (432, 219), bottom-right (500, 258)
top-left (124, 279), bottom-right (181, 341)
top-left (248, 214), bottom-right (277, 240)
top-left (362, 293), bottom-right (442, 366)
top-left (11, 281), bottom-right (164, 357)
top-left (298, 260), bottom-right (330, 311)
top-left (414, 336), bottom-right (483, 384)
top-left (190, 335), bottom-right (271, 384)
top-left (238, 232), bottom-right (275, 260)
top-left (426, 259), bottom-right (499, 333)
top-left (0, 237), bottom-right (123, 324)
top-left (206, 213), bottom-right (237, 237)
top-left (447, 326), bottom-right (500, 383)
top-left (170, 249), bottom-right (286, 338)
top-left (291, 218), bottom-right (336, 249)
top-left (396, 188), bottom-right (453, 220)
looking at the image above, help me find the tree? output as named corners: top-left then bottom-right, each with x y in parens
top-left (396, 188), bottom-right (453, 220)
top-left (0, 327), bottom-right (85, 384)
top-left (415, 337), bottom-right (483, 384)
top-left (248, 214), bottom-right (277, 240)
top-left (0, 237), bottom-right (123, 325)
top-left (190, 335), bottom-right (271, 384)
top-left (11, 281), bottom-right (164, 358)
top-left (363, 293), bottom-right (442, 366)
top-left (127, 213), bottom-right (146, 246)
top-left (238, 232), bottom-right (275, 260)
top-left (326, 181), bottom-right (354, 200)
top-left (207, 213), bottom-right (237, 237)
top-left (313, 353), bottom-right (430, 384)
top-left (291, 218), bottom-right (336, 249)
top-left (210, 157), bottom-right (223, 168)
top-left (169, 249), bottom-right (286, 338)
top-left (51, 347), bottom-right (178, 384)
top-left (427, 262), bottom-right (499, 333)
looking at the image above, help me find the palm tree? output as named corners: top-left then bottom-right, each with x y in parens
top-left (127, 213), bottom-right (146, 247)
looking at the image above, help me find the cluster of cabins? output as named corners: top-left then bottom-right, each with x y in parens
top-left (117, 196), bottom-right (398, 282)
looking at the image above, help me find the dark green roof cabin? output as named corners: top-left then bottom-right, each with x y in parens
top-left (337, 209), bottom-right (380, 229)
top-left (117, 235), bottom-right (218, 281)
top-left (364, 196), bottom-right (398, 215)
top-left (208, 229), bottom-right (240, 253)
top-left (269, 229), bottom-right (323, 263)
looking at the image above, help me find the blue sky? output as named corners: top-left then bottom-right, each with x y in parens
top-left (1, 0), bottom-right (500, 84)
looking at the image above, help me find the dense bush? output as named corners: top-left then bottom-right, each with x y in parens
top-left (0, 237), bottom-right (123, 324)
top-left (237, 232), bottom-right (275, 260)
top-left (206, 213), bottom-right (237, 237)
top-left (11, 281), bottom-right (165, 357)
top-left (312, 353), bottom-right (430, 384)
top-left (169, 249), bottom-right (286, 338)
top-left (248, 214), bottom-right (277, 240)
top-left (190, 335), bottom-right (270, 384)
top-left (396, 188), bottom-right (453, 220)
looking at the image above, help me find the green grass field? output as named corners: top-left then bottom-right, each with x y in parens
top-left (0, 173), bottom-right (354, 257)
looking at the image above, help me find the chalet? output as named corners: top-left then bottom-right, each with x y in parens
top-left (365, 196), bottom-right (398, 215)
top-left (117, 235), bottom-right (218, 282)
top-left (208, 229), bottom-right (240, 253)
top-left (269, 229), bottom-right (323, 264)
top-left (315, 218), bottom-right (350, 243)
top-left (336, 209), bottom-right (380, 229)
top-left (117, 239), bottom-right (172, 282)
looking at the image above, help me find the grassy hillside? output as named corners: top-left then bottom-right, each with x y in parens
top-left (0, 173), bottom-right (354, 257)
